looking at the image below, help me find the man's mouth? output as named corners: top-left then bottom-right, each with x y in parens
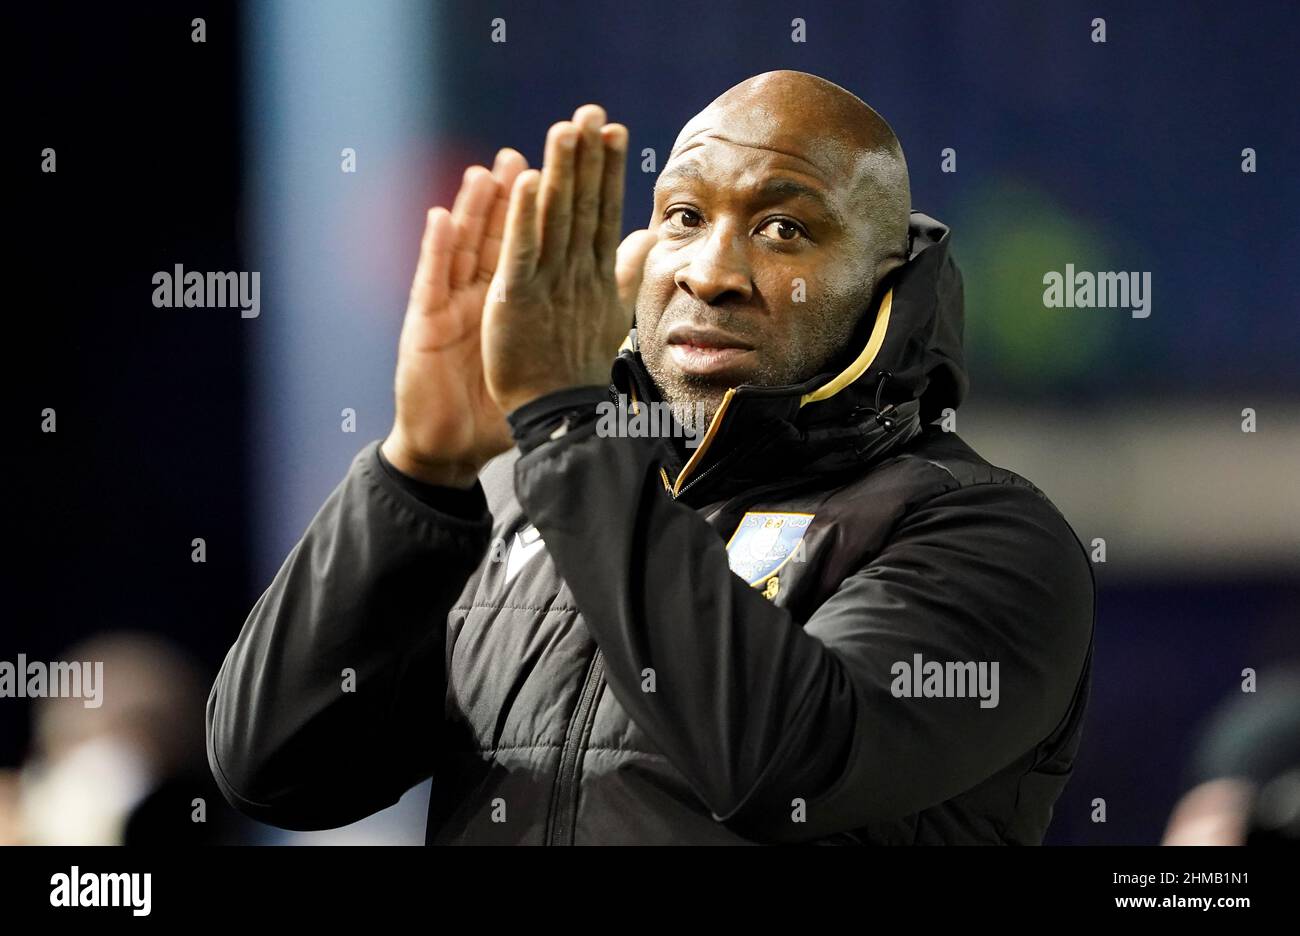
top-left (664, 324), bottom-right (755, 377)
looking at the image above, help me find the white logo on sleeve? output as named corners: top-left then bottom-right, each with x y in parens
top-left (505, 524), bottom-right (547, 585)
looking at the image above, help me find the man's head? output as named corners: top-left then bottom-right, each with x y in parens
top-left (635, 70), bottom-right (911, 429)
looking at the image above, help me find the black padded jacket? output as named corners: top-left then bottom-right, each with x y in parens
top-left (206, 212), bottom-right (1095, 844)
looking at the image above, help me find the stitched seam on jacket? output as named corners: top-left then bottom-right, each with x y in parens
top-left (455, 742), bottom-right (671, 760)
top-left (452, 604), bottom-right (581, 614)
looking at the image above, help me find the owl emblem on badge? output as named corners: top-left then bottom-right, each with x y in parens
top-left (725, 512), bottom-right (814, 590)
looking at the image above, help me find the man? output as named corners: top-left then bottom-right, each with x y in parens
top-left (207, 71), bottom-right (1094, 844)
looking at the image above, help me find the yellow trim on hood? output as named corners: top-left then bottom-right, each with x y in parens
top-left (671, 387), bottom-right (736, 496)
top-left (798, 288), bottom-right (893, 408)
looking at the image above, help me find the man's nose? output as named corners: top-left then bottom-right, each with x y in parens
top-left (674, 227), bottom-right (753, 305)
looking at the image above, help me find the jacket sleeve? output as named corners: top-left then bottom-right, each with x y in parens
top-left (514, 418), bottom-right (1095, 843)
top-left (206, 440), bottom-right (493, 830)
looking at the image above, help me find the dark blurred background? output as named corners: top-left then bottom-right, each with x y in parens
top-left (7, 0), bottom-right (1298, 845)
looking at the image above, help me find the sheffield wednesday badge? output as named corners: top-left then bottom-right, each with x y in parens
top-left (725, 512), bottom-right (814, 587)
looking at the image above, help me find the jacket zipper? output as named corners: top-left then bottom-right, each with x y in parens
top-left (673, 434), bottom-right (767, 501)
top-left (544, 650), bottom-right (605, 845)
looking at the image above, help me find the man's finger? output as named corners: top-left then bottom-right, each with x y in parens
top-left (568, 105), bottom-right (607, 262)
top-left (596, 124), bottom-right (629, 271)
top-left (537, 121), bottom-right (578, 268)
top-left (614, 229), bottom-right (658, 313)
top-left (499, 169), bottom-right (542, 285)
top-left (450, 166), bottom-right (498, 289)
top-left (410, 207), bottom-right (455, 313)
top-left (478, 148), bottom-right (528, 281)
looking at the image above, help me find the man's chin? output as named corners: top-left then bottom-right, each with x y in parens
top-left (668, 398), bottom-right (717, 435)
top-left (661, 383), bottom-right (731, 433)
top-left (643, 354), bottom-right (744, 429)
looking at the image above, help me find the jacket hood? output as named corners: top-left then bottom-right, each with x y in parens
top-left (612, 211), bottom-right (967, 501)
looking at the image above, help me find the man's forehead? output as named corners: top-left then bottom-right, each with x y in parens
top-left (667, 105), bottom-right (860, 186)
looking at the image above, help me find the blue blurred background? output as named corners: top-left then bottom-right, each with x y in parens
top-left (8, 0), bottom-right (1298, 845)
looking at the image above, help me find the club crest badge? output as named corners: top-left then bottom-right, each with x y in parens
top-left (725, 512), bottom-right (814, 587)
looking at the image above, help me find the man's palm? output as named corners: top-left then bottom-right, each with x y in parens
top-left (385, 150), bottom-right (527, 486)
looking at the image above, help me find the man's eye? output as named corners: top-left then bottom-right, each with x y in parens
top-left (757, 218), bottom-right (807, 242)
top-left (666, 207), bottom-right (703, 229)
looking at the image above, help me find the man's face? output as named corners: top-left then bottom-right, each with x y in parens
top-left (636, 114), bottom-right (889, 429)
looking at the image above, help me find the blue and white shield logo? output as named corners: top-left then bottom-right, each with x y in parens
top-left (725, 512), bottom-right (814, 586)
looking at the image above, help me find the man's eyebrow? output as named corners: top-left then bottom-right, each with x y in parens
top-left (755, 177), bottom-right (843, 225)
top-left (656, 163), bottom-right (843, 226)
top-left (655, 162), bottom-right (709, 190)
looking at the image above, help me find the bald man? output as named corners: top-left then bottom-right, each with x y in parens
top-left (208, 71), bottom-right (1095, 845)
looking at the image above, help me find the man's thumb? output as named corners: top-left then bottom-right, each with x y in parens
top-left (615, 229), bottom-right (658, 311)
